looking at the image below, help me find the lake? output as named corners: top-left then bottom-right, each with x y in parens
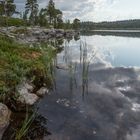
top-left (38, 33), bottom-right (140, 140)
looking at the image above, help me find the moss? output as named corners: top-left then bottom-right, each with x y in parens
top-left (0, 35), bottom-right (56, 103)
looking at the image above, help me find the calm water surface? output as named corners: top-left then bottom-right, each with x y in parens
top-left (38, 35), bottom-right (140, 140)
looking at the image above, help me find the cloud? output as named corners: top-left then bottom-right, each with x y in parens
top-left (15, 0), bottom-right (115, 20)
top-left (14, 0), bottom-right (140, 22)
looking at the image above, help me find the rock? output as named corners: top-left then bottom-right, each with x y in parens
top-left (43, 29), bottom-right (50, 35)
top-left (0, 27), bottom-right (77, 44)
top-left (26, 37), bottom-right (38, 43)
top-left (18, 92), bottom-right (39, 105)
top-left (24, 82), bottom-right (34, 92)
top-left (56, 33), bottom-right (63, 38)
top-left (36, 87), bottom-right (49, 97)
top-left (33, 30), bottom-right (41, 36)
top-left (17, 82), bottom-right (39, 106)
top-left (18, 81), bottom-right (34, 92)
top-left (49, 29), bottom-right (56, 37)
top-left (0, 103), bottom-right (11, 140)
top-left (56, 64), bottom-right (69, 70)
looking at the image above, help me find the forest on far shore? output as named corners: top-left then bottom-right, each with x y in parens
top-left (80, 19), bottom-right (140, 30)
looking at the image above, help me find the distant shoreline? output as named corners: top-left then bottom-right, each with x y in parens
top-left (81, 29), bottom-right (140, 38)
top-left (80, 19), bottom-right (140, 32)
top-left (92, 29), bottom-right (140, 33)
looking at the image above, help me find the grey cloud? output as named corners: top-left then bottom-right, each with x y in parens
top-left (14, 0), bottom-right (116, 20)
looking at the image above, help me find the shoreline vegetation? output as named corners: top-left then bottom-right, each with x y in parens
top-left (0, 32), bottom-right (58, 139)
top-left (0, 0), bottom-right (81, 138)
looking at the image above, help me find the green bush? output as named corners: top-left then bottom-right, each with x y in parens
top-left (0, 16), bottom-right (25, 27)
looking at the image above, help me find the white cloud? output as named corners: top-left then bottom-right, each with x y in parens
top-left (15, 0), bottom-right (140, 22)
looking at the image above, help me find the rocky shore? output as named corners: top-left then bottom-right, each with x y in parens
top-left (0, 26), bottom-right (80, 139)
top-left (0, 80), bottom-right (49, 139)
top-left (0, 27), bottom-right (80, 44)
top-left (0, 27), bottom-right (79, 140)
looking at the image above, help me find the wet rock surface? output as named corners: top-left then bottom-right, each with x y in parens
top-left (0, 103), bottom-right (11, 140)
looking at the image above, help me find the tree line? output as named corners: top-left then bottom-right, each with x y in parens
top-left (0, 0), bottom-right (80, 29)
top-left (81, 20), bottom-right (140, 30)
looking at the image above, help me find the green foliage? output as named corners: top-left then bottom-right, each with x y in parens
top-left (24, 0), bottom-right (64, 27)
top-left (47, 0), bottom-right (55, 24)
top-left (0, 16), bottom-right (25, 26)
top-left (0, 0), bottom-right (74, 29)
top-left (38, 8), bottom-right (49, 27)
top-left (73, 18), bottom-right (80, 30)
top-left (80, 19), bottom-right (140, 30)
top-left (0, 35), bottom-right (56, 102)
top-left (25, 0), bottom-right (39, 25)
top-left (0, 0), bottom-right (16, 17)
top-left (64, 20), bottom-right (72, 29)
top-left (0, 0), bottom-right (73, 29)
top-left (54, 9), bottom-right (63, 28)
top-left (38, 0), bottom-right (63, 28)
top-left (0, 1), bottom-right (4, 16)
top-left (15, 108), bottom-right (36, 140)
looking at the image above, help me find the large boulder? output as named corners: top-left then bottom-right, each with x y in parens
top-left (0, 103), bottom-right (11, 140)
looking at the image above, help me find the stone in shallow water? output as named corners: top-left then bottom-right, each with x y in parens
top-left (36, 87), bottom-right (49, 97)
top-left (56, 64), bottom-right (69, 70)
top-left (17, 82), bottom-right (39, 106)
top-left (0, 103), bottom-right (11, 140)
top-left (17, 92), bottom-right (39, 106)
top-left (24, 82), bottom-right (34, 92)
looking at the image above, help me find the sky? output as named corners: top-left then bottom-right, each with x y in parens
top-left (15, 0), bottom-right (140, 22)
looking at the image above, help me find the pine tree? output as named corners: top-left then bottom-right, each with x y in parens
top-left (73, 18), bottom-right (80, 30)
top-left (47, 0), bottom-right (56, 24)
top-left (55, 9), bottom-right (63, 28)
top-left (38, 8), bottom-right (48, 26)
top-left (25, 0), bottom-right (39, 25)
top-left (46, 0), bottom-right (63, 27)
top-left (0, 0), bottom-right (16, 17)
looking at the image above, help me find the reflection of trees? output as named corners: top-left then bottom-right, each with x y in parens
top-left (66, 36), bottom-right (73, 43)
top-left (74, 34), bottom-right (80, 41)
top-left (81, 30), bottom-right (140, 38)
top-left (81, 42), bottom-right (88, 98)
top-left (61, 39), bottom-right (96, 97)
top-left (47, 38), bottom-right (64, 47)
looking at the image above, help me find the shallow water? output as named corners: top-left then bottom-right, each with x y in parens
top-left (38, 34), bottom-right (140, 140)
